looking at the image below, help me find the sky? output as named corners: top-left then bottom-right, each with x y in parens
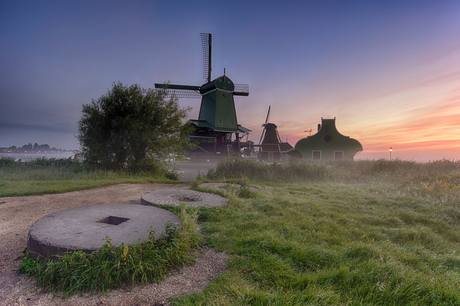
top-left (1, 0), bottom-right (460, 161)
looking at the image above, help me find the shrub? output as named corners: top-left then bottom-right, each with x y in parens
top-left (0, 157), bottom-right (18, 168)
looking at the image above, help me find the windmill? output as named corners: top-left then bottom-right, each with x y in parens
top-left (257, 106), bottom-right (294, 161)
top-left (155, 33), bottom-right (251, 158)
top-left (259, 106), bottom-right (282, 146)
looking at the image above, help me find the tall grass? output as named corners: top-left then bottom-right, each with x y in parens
top-left (206, 158), bottom-right (331, 182)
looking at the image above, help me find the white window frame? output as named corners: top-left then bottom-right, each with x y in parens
top-left (312, 150), bottom-right (321, 160)
top-left (334, 151), bottom-right (344, 160)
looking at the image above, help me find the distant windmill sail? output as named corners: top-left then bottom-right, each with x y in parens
top-left (259, 106), bottom-right (271, 144)
top-left (265, 106), bottom-right (271, 126)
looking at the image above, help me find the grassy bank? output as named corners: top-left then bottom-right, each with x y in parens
top-left (0, 157), bottom-right (178, 197)
top-left (174, 158), bottom-right (460, 305)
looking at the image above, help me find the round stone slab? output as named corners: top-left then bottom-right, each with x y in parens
top-left (141, 189), bottom-right (227, 207)
top-left (27, 204), bottom-right (181, 260)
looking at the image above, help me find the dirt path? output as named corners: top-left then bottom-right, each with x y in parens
top-left (0, 184), bottom-right (227, 305)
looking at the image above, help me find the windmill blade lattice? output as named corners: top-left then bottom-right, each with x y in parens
top-left (201, 33), bottom-right (212, 82)
top-left (234, 84), bottom-right (249, 96)
top-left (154, 83), bottom-right (201, 99)
top-left (161, 89), bottom-right (202, 99)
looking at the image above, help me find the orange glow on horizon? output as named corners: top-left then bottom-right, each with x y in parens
top-left (273, 93), bottom-right (460, 157)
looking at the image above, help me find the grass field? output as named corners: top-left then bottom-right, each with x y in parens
top-left (4, 157), bottom-right (460, 304)
top-left (0, 157), bottom-right (178, 197)
top-left (178, 158), bottom-right (460, 305)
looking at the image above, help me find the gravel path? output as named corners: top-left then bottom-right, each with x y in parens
top-left (0, 184), bottom-right (228, 305)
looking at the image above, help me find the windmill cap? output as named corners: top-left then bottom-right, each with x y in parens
top-left (200, 75), bottom-right (235, 94)
top-left (263, 123), bottom-right (277, 130)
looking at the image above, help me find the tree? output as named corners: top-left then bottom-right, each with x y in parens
top-left (22, 143), bottom-right (32, 151)
top-left (77, 82), bottom-right (194, 172)
top-left (39, 144), bottom-right (50, 151)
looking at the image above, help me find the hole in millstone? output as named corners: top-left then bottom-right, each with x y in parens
top-left (174, 195), bottom-right (200, 202)
top-left (97, 216), bottom-right (130, 226)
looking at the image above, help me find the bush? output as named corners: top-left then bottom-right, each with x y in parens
top-left (0, 157), bottom-right (18, 168)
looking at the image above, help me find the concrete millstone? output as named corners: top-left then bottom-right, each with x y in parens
top-left (27, 204), bottom-right (181, 260)
top-left (141, 189), bottom-right (227, 207)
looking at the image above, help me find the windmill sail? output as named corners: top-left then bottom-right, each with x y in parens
top-left (259, 106), bottom-right (271, 144)
top-left (201, 33), bottom-right (212, 83)
top-left (234, 84), bottom-right (249, 96)
top-left (264, 106), bottom-right (271, 126)
top-left (154, 83), bottom-right (201, 98)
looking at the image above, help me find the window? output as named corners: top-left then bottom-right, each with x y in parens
top-left (227, 145), bottom-right (234, 154)
top-left (230, 120), bottom-right (234, 126)
top-left (312, 150), bottom-right (321, 160)
top-left (334, 151), bottom-right (344, 160)
top-left (218, 119), bottom-right (223, 125)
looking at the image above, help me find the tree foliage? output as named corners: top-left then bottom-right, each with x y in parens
top-left (77, 82), bottom-right (194, 172)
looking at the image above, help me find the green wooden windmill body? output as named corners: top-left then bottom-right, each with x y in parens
top-left (155, 34), bottom-right (250, 158)
top-left (196, 75), bottom-right (238, 131)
